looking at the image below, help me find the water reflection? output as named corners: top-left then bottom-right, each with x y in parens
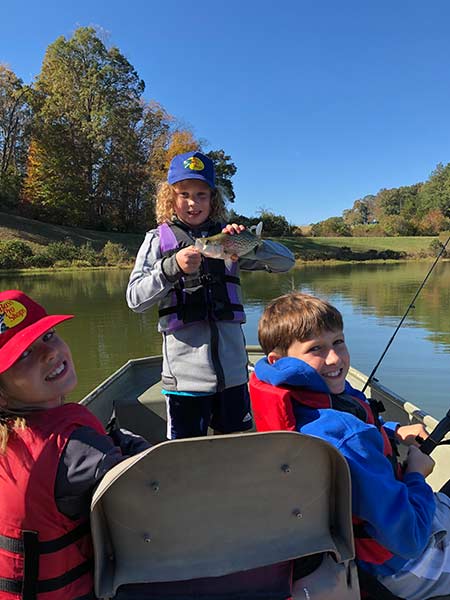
top-left (1, 262), bottom-right (450, 418)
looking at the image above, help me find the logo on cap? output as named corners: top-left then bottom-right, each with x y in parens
top-left (0, 300), bottom-right (27, 333)
top-left (183, 156), bottom-right (205, 171)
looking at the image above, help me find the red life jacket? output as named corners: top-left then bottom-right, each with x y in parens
top-left (249, 372), bottom-right (398, 566)
top-left (0, 403), bottom-right (106, 600)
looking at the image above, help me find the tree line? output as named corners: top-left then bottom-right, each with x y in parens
top-left (3, 26), bottom-right (449, 239)
top-left (312, 163), bottom-right (450, 237)
top-left (0, 27), bottom-right (236, 233)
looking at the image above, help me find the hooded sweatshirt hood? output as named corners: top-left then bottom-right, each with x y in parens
top-left (254, 356), bottom-right (366, 401)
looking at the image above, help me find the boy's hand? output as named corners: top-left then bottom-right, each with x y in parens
top-left (222, 223), bottom-right (246, 235)
top-left (404, 445), bottom-right (435, 478)
top-left (395, 423), bottom-right (428, 447)
top-left (175, 246), bottom-right (202, 274)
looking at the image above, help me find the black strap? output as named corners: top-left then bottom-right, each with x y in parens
top-left (22, 530), bottom-right (39, 600)
top-left (39, 521), bottom-right (90, 554)
top-left (0, 524), bottom-right (92, 598)
top-left (0, 521), bottom-right (90, 555)
top-left (352, 522), bottom-right (368, 538)
top-left (38, 559), bottom-right (93, 593)
top-left (184, 273), bottom-right (241, 288)
top-left (0, 559), bottom-right (93, 595)
top-left (159, 302), bottom-right (244, 318)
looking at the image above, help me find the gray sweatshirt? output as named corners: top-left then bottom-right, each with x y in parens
top-left (126, 224), bottom-right (295, 393)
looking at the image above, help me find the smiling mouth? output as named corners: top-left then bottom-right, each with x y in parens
top-left (322, 368), bottom-right (343, 379)
top-left (46, 361), bottom-right (67, 381)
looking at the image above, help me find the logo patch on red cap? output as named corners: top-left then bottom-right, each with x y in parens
top-left (183, 156), bottom-right (205, 171)
top-left (0, 300), bottom-right (27, 333)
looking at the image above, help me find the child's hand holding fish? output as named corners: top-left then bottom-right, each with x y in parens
top-left (177, 224), bottom-right (250, 273)
top-left (194, 222), bottom-right (263, 268)
top-left (175, 246), bottom-right (203, 273)
top-left (221, 223), bottom-right (246, 235)
top-left (220, 223), bottom-right (247, 260)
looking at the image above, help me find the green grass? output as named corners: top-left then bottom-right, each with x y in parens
top-left (277, 235), bottom-right (436, 260)
top-left (0, 211), bottom-right (145, 254)
top-left (0, 211), bottom-right (439, 262)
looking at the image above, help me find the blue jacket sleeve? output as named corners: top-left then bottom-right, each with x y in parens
top-left (301, 411), bottom-right (435, 560)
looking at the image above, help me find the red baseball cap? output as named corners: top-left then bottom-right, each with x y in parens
top-left (0, 290), bottom-right (73, 374)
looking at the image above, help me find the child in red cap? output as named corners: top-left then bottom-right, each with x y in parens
top-left (0, 289), bottom-right (150, 599)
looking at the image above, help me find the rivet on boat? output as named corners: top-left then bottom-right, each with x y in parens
top-left (150, 481), bottom-right (160, 492)
top-left (144, 535), bottom-right (152, 543)
top-left (281, 464), bottom-right (291, 473)
top-left (292, 509), bottom-right (302, 519)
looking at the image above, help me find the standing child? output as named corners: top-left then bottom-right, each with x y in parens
top-left (126, 151), bottom-right (295, 439)
top-left (249, 291), bottom-right (450, 600)
top-left (0, 289), bottom-right (150, 600)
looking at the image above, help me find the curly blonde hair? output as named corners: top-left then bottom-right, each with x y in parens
top-left (155, 181), bottom-right (228, 224)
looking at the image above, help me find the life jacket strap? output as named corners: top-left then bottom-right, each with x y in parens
top-left (159, 302), bottom-right (244, 318)
top-left (0, 523), bottom-right (92, 598)
top-left (0, 558), bottom-right (93, 597)
top-left (0, 521), bottom-right (90, 555)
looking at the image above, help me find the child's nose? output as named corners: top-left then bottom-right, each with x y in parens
top-left (40, 344), bottom-right (57, 362)
top-left (325, 349), bottom-right (339, 364)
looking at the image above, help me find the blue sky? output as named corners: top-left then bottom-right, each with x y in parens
top-left (2, 0), bottom-right (450, 225)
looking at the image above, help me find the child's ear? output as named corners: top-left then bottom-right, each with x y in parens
top-left (267, 351), bottom-right (283, 365)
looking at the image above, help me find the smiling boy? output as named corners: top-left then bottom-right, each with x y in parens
top-left (249, 291), bottom-right (450, 600)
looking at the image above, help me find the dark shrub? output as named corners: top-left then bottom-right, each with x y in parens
top-left (78, 242), bottom-right (106, 266)
top-left (0, 241), bottom-right (34, 269)
top-left (24, 253), bottom-right (54, 268)
top-left (44, 240), bottom-right (79, 262)
top-left (102, 242), bottom-right (130, 265)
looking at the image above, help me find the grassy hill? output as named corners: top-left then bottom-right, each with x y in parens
top-left (0, 211), bottom-right (145, 254)
top-left (0, 211), bottom-right (439, 262)
top-left (277, 235), bottom-right (437, 260)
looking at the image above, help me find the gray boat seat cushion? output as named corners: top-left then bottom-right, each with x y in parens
top-left (90, 431), bottom-right (357, 599)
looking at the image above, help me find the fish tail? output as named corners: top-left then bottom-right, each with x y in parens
top-left (249, 221), bottom-right (263, 238)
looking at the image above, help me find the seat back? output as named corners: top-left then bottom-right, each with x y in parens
top-left (90, 431), bottom-right (355, 599)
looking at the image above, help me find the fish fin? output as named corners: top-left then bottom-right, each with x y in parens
top-left (249, 221), bottom-right (263, 238)
top-left (224, 258), bottom-right (234, 269)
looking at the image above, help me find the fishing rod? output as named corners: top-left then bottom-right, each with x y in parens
top-left (419, 407), bottom-right (450, 455)
top-left (362, 235), bottom-right (450, 394)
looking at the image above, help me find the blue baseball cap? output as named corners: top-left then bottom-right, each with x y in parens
top-left (167, 151), bottom-right (216, 190)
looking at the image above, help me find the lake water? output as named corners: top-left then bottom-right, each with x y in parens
top-left (2, 261), bottom-right (450, 419)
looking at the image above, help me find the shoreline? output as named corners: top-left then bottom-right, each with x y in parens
top-left (1, 256), bottom-right (446, 276)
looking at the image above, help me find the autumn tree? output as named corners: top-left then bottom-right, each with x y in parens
top-left (417, 163), bottom-right (450, 218)
top-left (22, 27), bottom-right (154, 229)
top-left (0, 65), bottom-right (31, 210)
top-left (311, 217), bottom-right (351, 237)
top-left (256, 209), bottom-right (291, 236)
top-left (147, 128), bottom-right (199, 187)
top-left (417, 209), bottom-right (450, 235)
top-left (343, 195), bottom-right (376, 225)
top-left (205, 149), bottom-right (237, 202)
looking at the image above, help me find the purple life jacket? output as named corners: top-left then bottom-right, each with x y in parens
top-left (157, 222), bottom-right (245, 333)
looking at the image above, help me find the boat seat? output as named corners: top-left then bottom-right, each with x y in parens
top-left (90, 431), bottom-right (360, 599)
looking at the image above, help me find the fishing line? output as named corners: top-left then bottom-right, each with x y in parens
top-left (361, 236), bottom-right (450, 393)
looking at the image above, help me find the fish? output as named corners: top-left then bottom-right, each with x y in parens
top-left (194, 222), bottom-right (263, 268)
